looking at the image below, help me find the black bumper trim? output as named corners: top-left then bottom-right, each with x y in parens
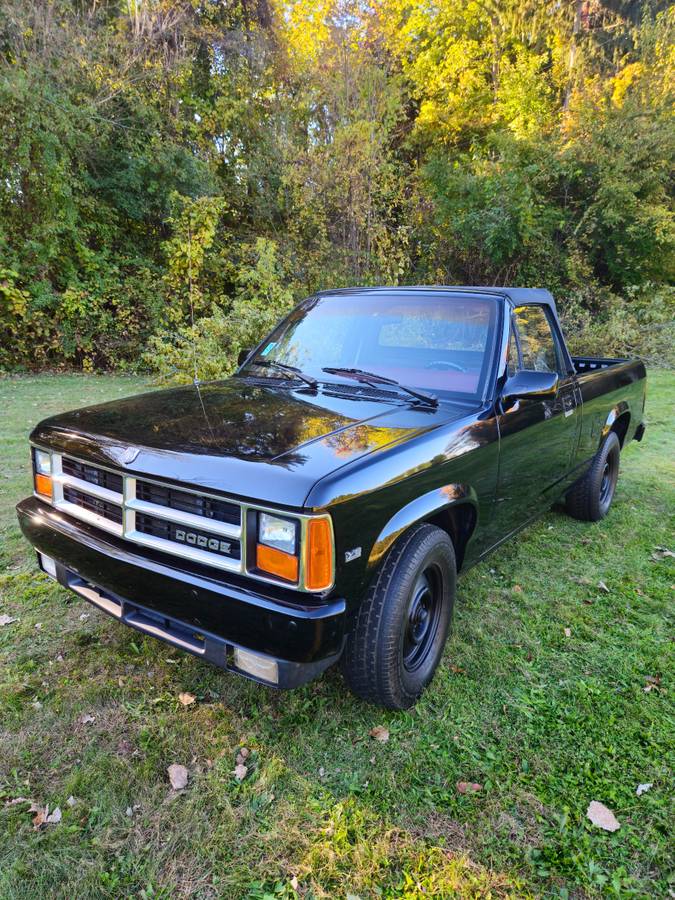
top-left (54, 562), bottom-right (340, 689)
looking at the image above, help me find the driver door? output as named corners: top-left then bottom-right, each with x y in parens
top-left (494, 304), bottom-right (581, 533)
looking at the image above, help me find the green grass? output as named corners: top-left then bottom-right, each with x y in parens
top-left (0, 372), bottom-right (673, 899)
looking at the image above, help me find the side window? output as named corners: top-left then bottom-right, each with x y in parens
top-left (513, 305), bottom-right (562, 374)
top-left (506, 325), bottom-right (519, 377)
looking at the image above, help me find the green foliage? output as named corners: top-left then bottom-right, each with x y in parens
top-left (147, 237), bottom-right (294, 383)
top-left (561, 284), bottom-right (675, 367)
top-left (0, 0), bottom-right (672, 374)
top-left (0, 268), bottom-right (28, 368)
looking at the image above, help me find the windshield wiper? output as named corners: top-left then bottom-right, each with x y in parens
top-left (253, 358), bottom-right (318, 389)
top-left (322, 367), bottom-right (438, 408)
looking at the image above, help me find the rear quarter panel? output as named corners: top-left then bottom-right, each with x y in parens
top-left (574, 360), bottom-right (646, 469)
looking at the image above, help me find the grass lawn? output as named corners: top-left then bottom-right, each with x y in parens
top-left (0, 372), bottom-right (673, 899)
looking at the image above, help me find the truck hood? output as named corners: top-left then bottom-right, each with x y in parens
top-left (31, 377), bottom-right (469, 508)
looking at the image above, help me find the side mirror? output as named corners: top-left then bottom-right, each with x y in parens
top-left (502, 370), bottom-right (559, 403)
top-left (237, 348), bottom-right (253, 367)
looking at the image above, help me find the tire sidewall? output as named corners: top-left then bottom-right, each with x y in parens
top-left (594, 432), bottom-right (620, 518)
top-left (384, 527), bottom-right (456, 704)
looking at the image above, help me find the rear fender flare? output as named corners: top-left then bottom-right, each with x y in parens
top-left (366, 485), bottom-right (478, 572)
top-left (600, 402), bottom-right (630, 448)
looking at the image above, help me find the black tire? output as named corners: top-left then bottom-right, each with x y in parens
top-left (342, 523), bottom-right (456, 710)
top-left (565, 431), bottom-right (621, 522)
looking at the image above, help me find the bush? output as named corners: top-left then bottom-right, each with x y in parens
top-left (146, 237), bottom-right (294, 383)
top-left (560, 285), bottom-right (675, 367)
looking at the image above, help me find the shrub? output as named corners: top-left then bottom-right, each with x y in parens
top-left (560, 285), bottom-right (675, 367)
top-left (146, 237), bottom-right (294, 383)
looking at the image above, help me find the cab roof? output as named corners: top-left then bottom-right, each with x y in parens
top-left (316, 285), bottom-right (558, 315)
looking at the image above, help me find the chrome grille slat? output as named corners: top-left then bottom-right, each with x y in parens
top-left (56, 500), bottom-right (124, 536)
top-left (54, 473), bottom-right (123, 505)
top-left (126, 497), bottom-right (240, 539)
top-left (124, 530), bottom-right (241, 573)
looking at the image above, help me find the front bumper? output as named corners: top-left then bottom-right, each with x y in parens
top-left (16, 497), bottom-right (346, 689)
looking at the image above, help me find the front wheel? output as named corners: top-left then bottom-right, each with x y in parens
top-left (566, 431), bottom-right (621, 521)
top-left (341, 523), bottom-right (456, 710)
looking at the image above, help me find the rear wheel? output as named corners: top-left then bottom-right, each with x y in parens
top-left (566, 431), bottom-right (621, 521)
top-left (341, 523), bottom-right (456, 710)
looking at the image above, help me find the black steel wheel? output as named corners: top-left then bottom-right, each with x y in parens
top-left (566, 431), bottom-right (621, 522)
top-left (402, 564), bottom-right (444, 673)
top-left (341, 523), bottom-right (456, 710)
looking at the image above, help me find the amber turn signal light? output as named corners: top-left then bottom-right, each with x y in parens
top-left (256, 543), bottom-right (299, 583)
top-left (305, 518), bottom-right (333, 591)
top-left (34, 473), bottom-right (53, 500)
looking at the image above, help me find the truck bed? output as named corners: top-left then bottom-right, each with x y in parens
top-left (572, 356), bottom-right (632, 374)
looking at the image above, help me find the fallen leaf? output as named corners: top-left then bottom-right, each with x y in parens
top-left (512, 585), bottom-right (523, 593)
top-left (456, 781), bottom-right (482, 794)
top-left (597, 581), bottom-right (610, 593)
top-left (79, 713), bottom-right (96, 725)
top-left (178, 692), bottom-right (196, 706)
top-left (643, 675), bottom-right (662, 693)
top-left (32, 804), bottom-right (62, 829)
top-left (233, 763), bottom-right (248, 782)
top-left (235, 747), bottom-right (250, 766)
top-left (47, 807), bottom-right (61, 824)
top-left (586, 800), bottom-right (620, 832)
top-left (32, 808), bottom-right (47, 829)
top-left (5, 797), bottom-right (35, 807)
top-left (564, 627), bottom-right (572, 637)
top-left (167, 763), bottom-right (189, 790)
top-left (0, 615), bottom-right (17, 626)
top-left (651, 546), bottom-right (675, 561)
top-left (449, 664), bottom-right (465, 674)
top-left (369, 726), bottom-right (389, 742)
top-left (636, 782), bottom-right (653, 796)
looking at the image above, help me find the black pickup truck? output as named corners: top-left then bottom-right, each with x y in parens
top-left (17, 287), bottom-right (647, 708)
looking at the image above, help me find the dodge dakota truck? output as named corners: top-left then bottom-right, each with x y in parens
top-left (17, 287), bottom-right (647, 709)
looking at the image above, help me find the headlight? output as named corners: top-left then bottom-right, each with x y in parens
top-left (34, 449), bottom-right (52, 475)
top-left (32, 448), bottom-right (53, 501)
top-left (253, 510), bottom-right (334, 591)
top-left (256, 512), bottom-right (299, 583)
top-left (258, 513), bottom-right (297, 555)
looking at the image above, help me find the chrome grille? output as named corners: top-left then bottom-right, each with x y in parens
top-left (48, 453), bottom-right (242, 573)
top-left (34, 448), bottom-right (334, 592)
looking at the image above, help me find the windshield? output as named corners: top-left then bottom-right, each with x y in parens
top-left (240, 292), bottom-right (500, 401)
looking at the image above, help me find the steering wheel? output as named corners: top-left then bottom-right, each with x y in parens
top-left (425, 360), bottom-right (467, 373)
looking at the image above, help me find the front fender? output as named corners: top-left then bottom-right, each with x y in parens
top-left (366, 484), bottom-right (478, 571)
